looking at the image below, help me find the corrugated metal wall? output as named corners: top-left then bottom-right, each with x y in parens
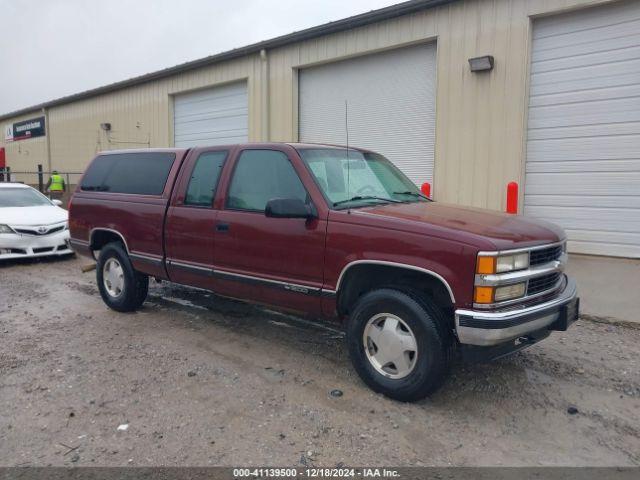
top-left (44, 55), bottom-right (263, 172)
top-left (269, 0), bottom-right (618, 210)
top-left (0, 0), bottom-right (619, 211)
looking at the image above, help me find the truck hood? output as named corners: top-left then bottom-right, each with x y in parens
top-left (0, 205), bottom-right (68, 226)
top-left (349, 201), bottom-right (565, 250)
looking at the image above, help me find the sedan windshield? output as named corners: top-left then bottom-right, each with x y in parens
top-left (299, 148), bottom-right (428, 208)
top-left (0, 188), bottom-right (53, 207)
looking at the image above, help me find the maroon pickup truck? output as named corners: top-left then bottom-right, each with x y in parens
top-left (69, 143), bottom-right (578, 401)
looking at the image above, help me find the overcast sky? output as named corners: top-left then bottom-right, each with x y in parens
top-left (0, 0), bottom-right (401, 115)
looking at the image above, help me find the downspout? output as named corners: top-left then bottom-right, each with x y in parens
top-left (260, 49), bottom-right (270, 141)
top-left (42, 107), bottom-right (52, 172)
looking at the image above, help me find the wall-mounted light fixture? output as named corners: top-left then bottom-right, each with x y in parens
top-left (468, 55), bottom-right (494, 72)
top-left (100, 122), bottom-right (112, 131)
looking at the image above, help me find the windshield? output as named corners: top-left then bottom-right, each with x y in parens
top-left (299, 148), bottom-right (428, 208)
top-left (0, 188), bottom-right (53, 207)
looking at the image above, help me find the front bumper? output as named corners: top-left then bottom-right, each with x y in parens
top-left (455, 276), bottom-right (578, 347)
top-left (0, 230), bottom-right (73, 260)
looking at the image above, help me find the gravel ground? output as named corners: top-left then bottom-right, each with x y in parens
top-left (0, 256), bottom-right (638, 467)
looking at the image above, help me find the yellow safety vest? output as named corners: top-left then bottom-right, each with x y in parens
top-left (50, 174), bottom-right (64, 191)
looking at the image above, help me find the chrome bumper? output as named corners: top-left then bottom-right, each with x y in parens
top-left (455, 277), bottom-right (578, 346)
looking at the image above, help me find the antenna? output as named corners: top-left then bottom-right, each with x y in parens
top-left (345, 100), bottom-right (350, 205)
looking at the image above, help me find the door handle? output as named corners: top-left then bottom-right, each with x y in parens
top-left (215, 222), bottom-right (230, 232)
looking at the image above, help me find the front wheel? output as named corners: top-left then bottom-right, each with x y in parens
top-left (96, 242), bottom-right (149, 312)
top-left (346, 288), bottom-right (451, 402)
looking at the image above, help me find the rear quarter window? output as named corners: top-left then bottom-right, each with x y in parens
top-left (81, 152), bottom-right (176, 195)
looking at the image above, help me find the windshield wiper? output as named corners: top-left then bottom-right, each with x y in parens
top-left (393, 191), bottom-right (432, 201)
top-left (333, 195), bottom-right (403, 207)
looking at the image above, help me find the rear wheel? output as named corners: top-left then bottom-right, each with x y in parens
top-left (96, 242), bottom-right (148, 312)
top-left (346, 288), bottom-right (451, 401)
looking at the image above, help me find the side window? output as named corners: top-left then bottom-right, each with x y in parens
top-left (227, 150), bottom-right (307, 212)
top-left (184, 151), bottom-right (227, 207)
top-left (81, 152), bottom-right (175, 195)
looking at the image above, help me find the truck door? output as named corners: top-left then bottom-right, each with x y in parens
top-left (212, 147), bottom-right (327, 315)
top-left (164, 148), bottom-right (229, 289)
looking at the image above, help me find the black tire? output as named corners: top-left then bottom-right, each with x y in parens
top-left (346, 288), bottom-right (452, 402)
top-left (96, 242), bottom-right (149, 312)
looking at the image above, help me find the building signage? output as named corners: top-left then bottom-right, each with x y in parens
top-left (4, 116), bottom-right (46, 142)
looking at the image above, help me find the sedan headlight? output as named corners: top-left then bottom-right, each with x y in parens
top-left (0, 224), bottom-right (16, 234)
top-left (477, 252), bottom-right (529, 274)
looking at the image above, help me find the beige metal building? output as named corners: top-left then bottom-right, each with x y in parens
top-left (1, 0), bottom-right (638, 258)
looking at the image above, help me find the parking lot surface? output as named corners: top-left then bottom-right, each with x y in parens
top-left (1, 257), bottom-right (639, 466)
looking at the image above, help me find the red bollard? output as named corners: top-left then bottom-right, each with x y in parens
top-left (0, 148), bottom-right (5, 182)
top-left (506, 182), bottom-right (518, 214)
top-left (421, 182), bottom-right (431, 198)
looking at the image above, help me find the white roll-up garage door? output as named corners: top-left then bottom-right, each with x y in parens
top-left (299, 43), bottom-right (437, 186)
top-left (173, 82), bottom-right (248, 147)
top-left (525, 1), bottom-right (640, 258)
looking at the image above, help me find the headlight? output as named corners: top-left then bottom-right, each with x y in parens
top-left (475, 250), bottom-right (530, 305)
top-left (477, 252), bottom-right (529, 274)
top-left (474, 282), bottom-right (527, 304)
top-left (64, 222), bottom-right (69, 230)
top-left (494, 282), bottom-right (526, 301)
top-left (496, 253), bottom-right (529, 273)
top-left (0, 224), bottom-right (15, 234)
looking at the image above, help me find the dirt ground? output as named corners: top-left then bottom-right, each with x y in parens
top-left (1, 256), bottom-right (638, 467)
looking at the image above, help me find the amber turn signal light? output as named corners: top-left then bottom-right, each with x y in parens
top-left (474, 286), bottom-right (494, 304)
top-left (476, 256), bottom-right (496, 275)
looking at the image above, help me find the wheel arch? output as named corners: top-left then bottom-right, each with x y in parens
top-left (89, 228), bottom-right (130, 257)
top-left (335, 260), bottom-right (455, 319)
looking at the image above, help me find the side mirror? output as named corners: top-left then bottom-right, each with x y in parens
top-left (52, 199), bottom-right (63, 206)
top-left (265, 198), bottom-right (316, 219)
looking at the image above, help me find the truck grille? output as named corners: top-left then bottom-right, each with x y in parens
top-left (527, 272), bottom-right (561, 295)
top-left (529, 244), bottom-right (563, 266)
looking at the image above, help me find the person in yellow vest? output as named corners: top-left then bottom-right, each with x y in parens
top-left (46, 170), bottom-right (66, 200)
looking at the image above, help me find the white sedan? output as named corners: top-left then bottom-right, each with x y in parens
top-left (0, 183), bottom-right (73, 260)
